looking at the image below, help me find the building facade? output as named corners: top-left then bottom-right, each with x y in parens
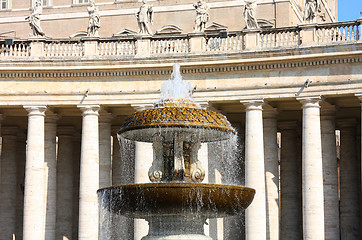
top-left (0, 0), bottom-right (361, 240)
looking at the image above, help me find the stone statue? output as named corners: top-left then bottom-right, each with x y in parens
top-left (87, 0), bottom-right (100, 37)
top-left (304, 0), bottom-right (318, 23)
top-left (244, 0), bottom-right (259, 29)
top-left (136, 0), bottom-right (154, 35)
top-left (25, 0), bottom-right (45, 37)
top-left (193, 0), bottom-right (209, 32)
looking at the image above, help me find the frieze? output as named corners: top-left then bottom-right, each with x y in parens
top-left (0, 56), bottom-right (361, 79)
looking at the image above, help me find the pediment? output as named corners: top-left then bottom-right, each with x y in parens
top-left (113, 29), bottom-right (138, 37)
top-left (156, 25), bottom-right (183, 35)
top-left (257, 19), bottom-right (274, 28)
top-left (204, 22), bottom-right (228, 33)
top-left (69, 31), bottom-right (88, 38)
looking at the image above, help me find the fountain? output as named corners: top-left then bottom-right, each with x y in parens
top-left (97, 63), bottom-right (255, 239)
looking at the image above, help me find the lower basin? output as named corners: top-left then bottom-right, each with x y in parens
top-left (98, 183), bottom-right (255, 219)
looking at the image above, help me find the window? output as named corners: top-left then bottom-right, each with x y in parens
top-left (42, 0), bottom-right (52, 7)
top-left (31, 0), bottom-right (51, 8)
top-left (73, 0), bottom-right (89, 4)
top-left (0, 0), bottom-right (9, 10)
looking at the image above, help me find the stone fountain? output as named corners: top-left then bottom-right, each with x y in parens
top-left (97, 63), bottom-right (255, 240)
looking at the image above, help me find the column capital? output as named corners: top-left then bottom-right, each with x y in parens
top-left (57, 126), bottom-right (75, 136)
top-left (24, 105), bottom-right (47, 116)
top-left (77, 104), bottom-right (100, 116)
top-left (240, 99), bottom-right (265, 111)
top-left (297, 96), bottom-right (322, 109)
top-left (278, 121), bottom-right (298, 131)
top-left (263, 108), bottom-right (279, 119)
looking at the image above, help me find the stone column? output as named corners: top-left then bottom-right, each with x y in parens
top-left (72, 132), bottom-right (81, 240)
top-left (279, 121), bottom-right (302, 240)
top-left (0, 126), bottom-right (18, 239)
top-left (298, 97), bottom-right (325, 240)
top-left (99, 113), bottom-right (112, 189)
top-left (23, 105), bottom-right (47, 240)
top-left (44, 113), bottom-right (58, 240)
top-left (15, 131), bottom-right (26, 240)
top-left (320, 106), bottom-right (339, 240)
top-left (263, 109), bottom-right (279, 240)
top-left (337, 119), bottom-right (360, 240)
top-left (77, 104), bottom-right (100, 240)
top-left (56, 126), bottom-right (75, 240)
top-left (241, 100), bottom-right (267, 240)
top-left (134, 141), bottom-right (153, 240)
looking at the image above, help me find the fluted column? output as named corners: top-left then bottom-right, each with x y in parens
top-left (56, 126), bottom-right (75, 240)
top-left (241, 100), bottom-right (267, 240)
top-left (298, 97), bottom-right (325, 240)
top-left (99, 113), bottom-right (112, 188)
top-left (78, 104), bottom-right (100, 240)
top-left (337, 119), bottom-right (360, 240)
top-left (0, 126), bottom-right (18, 239)
top-left (23, 105), bottom-right (47, 240)
top-left (320, 106), bottom-right (339, 240)
top-left (279, 121), bottom-right (302, 240)
top-left (44, 113), bottom-right (58, 240)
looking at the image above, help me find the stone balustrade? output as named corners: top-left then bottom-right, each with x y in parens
top-left (0, 20), bottom-right (360, 59)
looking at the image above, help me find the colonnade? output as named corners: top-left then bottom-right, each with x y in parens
top-left (0, 97), bottom-right (361, 239)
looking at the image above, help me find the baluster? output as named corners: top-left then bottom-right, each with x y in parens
top-left (159, 40), bottom-right (163, 54)
top-left (66, 43), bottom-right (70, 56)
top-left (351, 25), bottom-right (356, 40)
top-left (209, 38), bottom-right (213, 51)
top-left (266, 33), bottom-right (271, 48)
top-left (60, 44), bottom-right (65, 56)
top-left (59, 43), bottom-right (63, 56)
top-left (104, 42), bottom-right (109, 56)
top-left (153, 40), bottom-right (157, 54)
top-left (115, 42), bottom-right (120, 55)
top-left (265, 34), bottom-right (269, 48)
top-left (72, 44), bottom-right (76, 56)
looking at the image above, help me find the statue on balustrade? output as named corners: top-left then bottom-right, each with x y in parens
top-left (243, 0), bottom-right (259, 29)
top-left (87, 0), bottom-right (101, 37)
top-left (136, 0), bottom-right (154, 35)
top-left (193, 0), bottom-right (210, 32)
top-left (25, 0), bottom-right (45, 37)
top-left (304, 0), bottom-right (318, 23)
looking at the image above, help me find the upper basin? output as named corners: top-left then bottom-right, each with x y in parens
top-left (118, 99), bottom-right (236, 143)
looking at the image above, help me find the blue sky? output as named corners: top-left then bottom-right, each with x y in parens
top-left (338, 0), bottom-right (362, 21)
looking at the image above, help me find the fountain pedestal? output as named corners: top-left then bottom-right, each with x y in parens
top-left (142, 216), bottom-right (212, 240)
